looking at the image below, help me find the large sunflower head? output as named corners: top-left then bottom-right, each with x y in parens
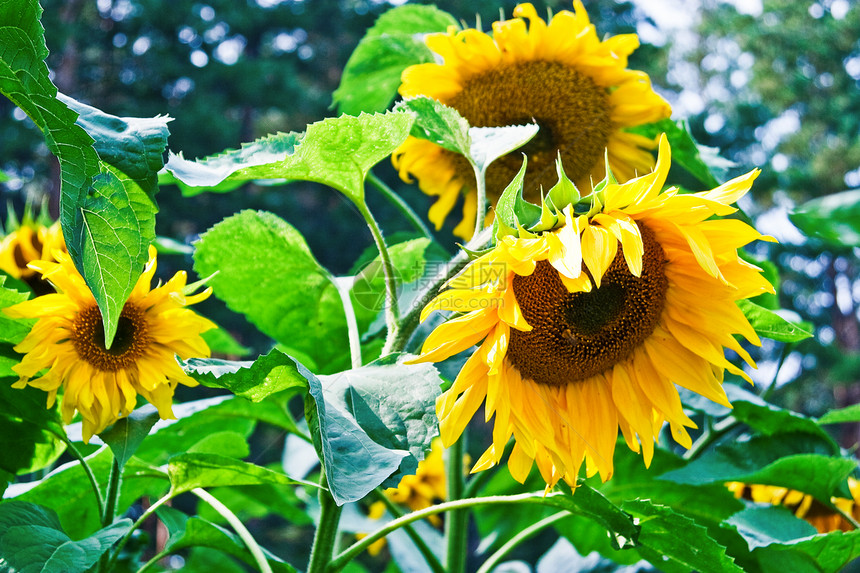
top-left (392, 1), bottom-right (671, 239)
top-left (410, 135), bottom-right (775, 488)
top-left (4, 246), bottom-right (216, 442)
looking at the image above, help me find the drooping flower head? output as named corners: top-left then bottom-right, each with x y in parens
top-left (393, 1), bottom-right (671, 238)
top-left (4, 246), bottom-right (215, 442)
top-left (727, 480), bottom-right (860, 533)
top-left (410, 135), bottom-right (775, 488)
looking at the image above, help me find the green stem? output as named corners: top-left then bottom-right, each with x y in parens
top-left (102, 456), bottom-right (121, 526)
top-left (54, 433), bottom-right (104, 521)
top-left (328, 491), bottom-right (572, 573)
top-left (308, 472), bottom-right (343, 573)
top-left (332, 276), bottom-right (362, 368)
top-left (105, 491), bottom-right (173, 573)
top-left (371, 490), bottom-right (446, 573)
top-left (388, 226), bottom-right (493, 354)
top-left (357, 201), bottom-right (400, 354)
top-left (367, 171), bottom-right (432, 239)
top-left (472, 164), bottom-right (488, 238)
top-left (136, 548), bottom-right (171, 573)
top-left (475, 511), bottom-right (569, 573)
top-left (193, 488), bottom-right (273, 573)
top-left (760, 342), bottom-right (795, 402)
top-left (683, 415), bottom-right (738, 460)
top-left (444, 437), bottom-right (467, 573)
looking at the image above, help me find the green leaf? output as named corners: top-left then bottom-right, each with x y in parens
top-left (396, 96), bottom-right (470, 155)
top-left (753, 530), bottom-right (860, 573)
top-left (0, 376), bottom-right (65, 476)
top-left (726, 506), bottom-right (818, 550)
top-left (333, 4), bottom-right (457, 114)
top-left (183, 348), bottom-right (312, 402)
top-left (73, 164), bottom-right (157, 348)
top-left (165, 111), bottom-right (414, 207)
top-left (818, 403), bottom-right (860, 425)
top-left (13, 447), bottom-right (166, 539)
top-left (305, 354), bottom-right (443, 505)
top-left (790, 189), bottom-right (860, 248)
top-left (631, 118), bottom-right (730, 188)
top-left (469, 124), bottom-right (540, 175)
top-left (0, 7), bottom-right (161, 348)
top-left (58, 93), bottom-right (170, 183)
top-left (133, 396), bottom-right (258, 466)
top-left (0, 501), bottom-right (131, 573)
top-left (623, 499), bottom-right (744, 573)
top-left (98, 407), bottom-right (160, 469)
top-left (200, 325), bottom-right (251, 357)
top-left (194, 211), bottom-right (350, 373)
top-left (0, 275), bottom-right (34, 345)
top-left (725, 386), bottom-right (838, 449)
top-left (167, 452), bottom-right (318, 496)
top-left (737, 299), bottom-right (814, 342)
top-left (160, 131), bottom-right (302, 196)
top-left (157, 506), bottom-right (297, 573)
top-left (660, 434), bottom-right (857, 503)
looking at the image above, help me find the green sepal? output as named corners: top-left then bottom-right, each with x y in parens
top-left (545, 154), bottom-right (581, 213)
top-left (491, 156), bottom-right (541, 241)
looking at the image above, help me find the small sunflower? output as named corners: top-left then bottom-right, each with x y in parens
top-left (4, 246), bottom-right (215, 442)
top-left (727, 480), bottom-right (860, 533)
top-left (0, 220), bottom-right (66, 292)
top-left (410, 136), bottom-right (775, 488)
top-left (361, 438), bottom-right (448, 556)
top-left (393, 1), bottom-right (671, 238)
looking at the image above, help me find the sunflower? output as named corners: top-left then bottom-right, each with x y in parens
top-left (392, 1), bottom-right (671, 239)
top-left (361, 438), bottom-right (448, 555)
top-left (727, 480), bottom-right (860, 533)
top-left (409, 135), bottom-right (775, 488)
top-left (3, 246), bottom-right (215, 442)
top-left (0, 220), bottom-right (67, 293)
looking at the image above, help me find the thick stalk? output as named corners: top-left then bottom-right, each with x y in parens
top-left (357, 201), bottom-right (400, 353)
top-left (372, 490), bottom-right (445, 573)
top-left (328, 492), bottom-right (573, 573)
top-left (307, 473), bottom-right (343, 573)
top-left (444, 438), bottom-right (467, 573)
top-left (475, 511), bottom-right (569, 573)
top-left (193, 488), bottom-right (273, 573)
top-left (102, 456), bottom-right (121, 526)
top-left (367, 171), bottom-right (432, 239)
top-left (98, 457), bottom-right (122, 573)
top-left (105, 491), bottom-right (173, 573)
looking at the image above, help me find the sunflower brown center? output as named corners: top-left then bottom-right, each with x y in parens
top-left (506, 225), bottom-right (667, 385)
top-left (72, 303), bottom-right (150, 371)
top-left (447, 60), bottom-right (612, 203)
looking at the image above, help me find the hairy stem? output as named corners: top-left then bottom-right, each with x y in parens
top-left (371, 490), bottom-right (446, 573)
top-left (367, 171), bottom-right (432, 239)
top-left (358, 201), bottom-right (400, 353)
top-left (444, 437), bottom-right (467, 573)
top-left (308, 473), bottom-right (343, 573)
top-left (54, 433), bottom-right (104, 521)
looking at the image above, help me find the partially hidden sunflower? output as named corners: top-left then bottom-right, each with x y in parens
top-left (727, 480), bottom-right (860, 533)
top-left (361, 438), bottom-right (448, 556)
top-left (0, 219), bottom-right (66, 292)
top-left (392, 1), bottom-right (671, 239)
top-left (3, 246), bottom-right (215, 442)
top-left (409, 135), bottom-right (775, 488)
